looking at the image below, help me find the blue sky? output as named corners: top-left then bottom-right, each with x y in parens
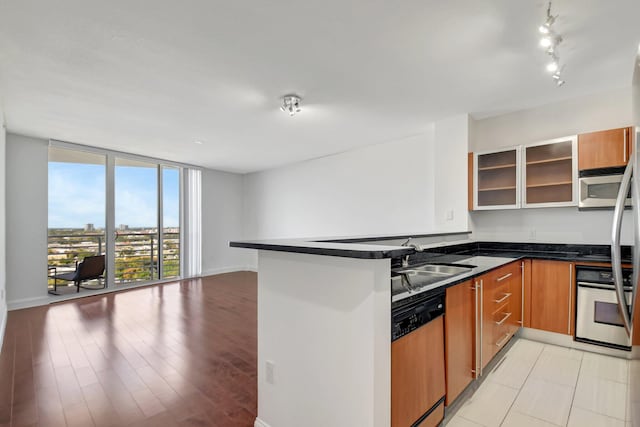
top-left (48, 163), bottom-right (180, 228)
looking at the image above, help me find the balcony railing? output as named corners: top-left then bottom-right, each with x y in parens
top-left (47, 231), bottom-right (180, 288)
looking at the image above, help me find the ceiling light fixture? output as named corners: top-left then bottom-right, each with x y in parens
top-left (538, 1), bottom-right (566, 87)
top-left (280, 94), bottom-right (302, 117)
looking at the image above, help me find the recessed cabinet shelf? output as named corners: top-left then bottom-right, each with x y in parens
top-left (526, 156), bottom-right (572, 166)
top-left (526, 181), bottom-right (572, 188)
top-left (477, 164), bottom-right (517, 171)
top-left (478, 186), bottom-right (517, 191)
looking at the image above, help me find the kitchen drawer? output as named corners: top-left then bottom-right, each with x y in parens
top-left (488, 281), bottom-right (511, 307)
top-left (492, 301), bottom-right (512, 325)
top-left (494, 326), bottom-right (513, 351)
top-left (487, 262), bottom-right (521, 287)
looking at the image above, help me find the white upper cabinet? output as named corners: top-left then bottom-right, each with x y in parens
top-left (522, 136), bottom-right (577, 208)
top-left (472, 136), bottom-right (577, 210)
top-left (473, 148), bottom-right (521, 210)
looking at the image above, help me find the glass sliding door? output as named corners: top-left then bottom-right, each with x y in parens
top-left (48, 147), bottom-right (106, 294)
top-left (161, 166), bottom-right (180, 279)
top-left (48, 145), bottom-right (185, 292)
top-left (114, 158), bottom-right (159, 284)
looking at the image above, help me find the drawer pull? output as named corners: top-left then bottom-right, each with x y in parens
top-left (495, 312), bottom-right (512, 326)
top-left (493, 292), bottom-right (512, 303)
top-left (496, 272), bottom-right (513, 282)
top-left (496, 333), bottom-right (510, 347)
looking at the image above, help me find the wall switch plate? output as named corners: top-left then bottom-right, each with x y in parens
top-left (266, 360), bottom-right (275, 384)
top-left (446, 210), bottom-right (454, 221)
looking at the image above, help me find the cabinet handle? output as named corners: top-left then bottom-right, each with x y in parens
top-left (568, 263), bottom-right (573, 335)
top-left (624, 128), bottom-right (628, 163)
top-left (496, 312), bottom-right (512, 325)
top-left (496, 333), bottom-right (510, 347)
top-left (474, 280), bottom-right (479, 378)
top-left (480, 280), bottom-right (484, 376)
top-left (521, 261), bottom-right (525, 327)
top-left (493, 292), bottom-right (512, 304)
top-left (496, 272), bottom-right (513, 282)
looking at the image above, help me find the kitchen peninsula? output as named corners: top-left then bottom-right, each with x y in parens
top-left (232, 233), bottom-right (639, 427)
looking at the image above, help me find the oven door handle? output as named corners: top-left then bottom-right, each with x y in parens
top-left (611, 158), bottom-right (633, 337)
top-left (576, 282), bottom-right (633, 291)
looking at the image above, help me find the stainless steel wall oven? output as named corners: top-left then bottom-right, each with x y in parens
top-left (575, 265), bottom-right (632, 350)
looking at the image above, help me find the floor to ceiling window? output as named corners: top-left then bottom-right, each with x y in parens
top-left (48, 147), bottom-right (106, 292)
top-left (114, 158), bottom-right (159, 284)
top-left (47, 142), bottom-right (198, 294)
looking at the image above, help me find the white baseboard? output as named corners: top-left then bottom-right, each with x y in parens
top-left (254, 418), bottom-right (271, 427)
top-left (201, 265), bottom-right (257, 276)
top-left (519, 327), bottom-right (638, 360)
top-left (0, 303), bottom-right (6, 353)
top-left (7, 296), bottom-right (49, 311)
top-left (6, 267), bottom-right (258, 311)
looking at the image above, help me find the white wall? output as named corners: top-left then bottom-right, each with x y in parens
top-left (0, 107), bottom-right (7, 350)
top-left (243, 130), bottom-right (436, 240)
top-left (6, 134), bottom-right (48, 309)
top-left (201, 168), bottom-right (253, 275)
top-left (256, 251), bottom-right (390, 427)
top-left (434, 114), bottom-right (470, 232)
top-left (472, 87), bottom-right (632, 152)
top-left (470, 87), bottom-right (634, 244)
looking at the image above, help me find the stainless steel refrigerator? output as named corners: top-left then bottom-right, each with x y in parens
top-left (611, 51), bottom-right (640, 345)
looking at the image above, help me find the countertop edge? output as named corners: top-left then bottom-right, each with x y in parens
top-left (229, 241), bottom-right (412, 259)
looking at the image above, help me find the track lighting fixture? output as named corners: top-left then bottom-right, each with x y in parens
top-left (280, 94), bottom-right (302, 117)
top-left (538, 1), bottom-right (566, 87)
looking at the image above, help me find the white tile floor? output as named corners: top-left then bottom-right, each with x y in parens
top-left (446, 339), bottom-right (638, 427)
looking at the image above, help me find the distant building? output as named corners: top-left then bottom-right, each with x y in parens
top-left (119, 224), bottom-right (129, 231)
top-left (84, 223), bottom-right (95, 232)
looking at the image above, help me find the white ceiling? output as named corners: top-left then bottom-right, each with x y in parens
top-left (0, 1), bottom-right (639, 173)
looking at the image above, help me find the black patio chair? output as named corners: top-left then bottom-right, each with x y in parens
top-left (48, 255), bottom-right (106, 295)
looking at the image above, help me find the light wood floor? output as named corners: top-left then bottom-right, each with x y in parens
top-left (0, 272), bottom-right (258, 427)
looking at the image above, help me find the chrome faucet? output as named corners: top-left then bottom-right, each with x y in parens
top-left (401, 237), bottom-right (423, 267)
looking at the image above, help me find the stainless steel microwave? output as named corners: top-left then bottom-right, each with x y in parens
top-left (578, 170), bottom-right (632, 209)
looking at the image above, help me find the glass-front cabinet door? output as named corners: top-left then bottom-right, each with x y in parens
top-left (474, 148), bottom-right (520, 210)
top-left (523, 136), bottom-right (577, 207)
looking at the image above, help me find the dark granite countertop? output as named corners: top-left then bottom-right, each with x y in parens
top-left (230, 235), bottom-right (631, 264)
top-left (229, 238), bottom-right (414, 259)
top-left (230, 232), bottom-right (471, 259)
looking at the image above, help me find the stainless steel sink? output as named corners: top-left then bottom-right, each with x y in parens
top-left (392, 263), bottom-right (476, 296)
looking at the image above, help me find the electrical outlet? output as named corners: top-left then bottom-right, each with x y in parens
top-left (266, 360), bottom-right (275, 384)
top-left (446, 210), bottom-right (454, 221)
top-left (529, 229), bottom-right (536, 240)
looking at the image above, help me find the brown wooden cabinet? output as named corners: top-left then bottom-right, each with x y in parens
top-left (522, 259), bottom-right (532, 328)
top-left (578, 127), bottom-right (633, 170)
top-left (529, 259), bottom-right (575, 335)
top-left (445, 280), bottom-right (475, 405)
top-left (508, 261), bottom-right (523, 336)
top-left (463, 261), bottom-right (523, 378)
top-left (392, 316), bottom-right (445, 427)
top-left (480, 261), bottom-right (522, 368)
